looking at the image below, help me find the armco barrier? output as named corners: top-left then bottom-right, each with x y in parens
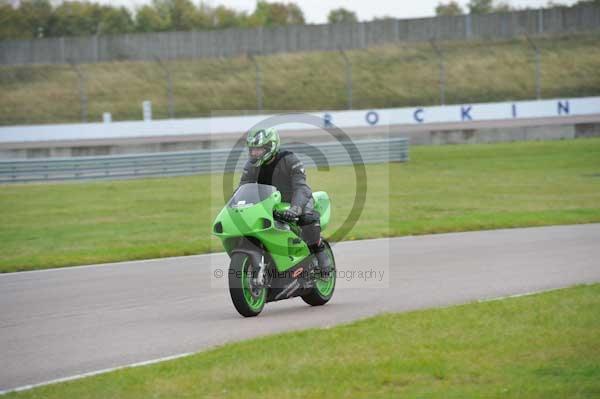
top-left (0, 138), bottom-right (408, 184)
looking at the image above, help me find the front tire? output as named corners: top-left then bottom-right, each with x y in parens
top-left (301, 241), bottom-right (336, 306)
top-left (229, 253), bottom-right (267, 317)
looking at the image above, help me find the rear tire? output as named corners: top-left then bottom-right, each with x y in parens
top-left (229, 253), bottom-right (266, 317)
top-left (301, 241), bottom-right (336, 306)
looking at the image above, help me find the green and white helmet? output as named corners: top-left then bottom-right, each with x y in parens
top-left (246, 127), bottom-right (280, 166)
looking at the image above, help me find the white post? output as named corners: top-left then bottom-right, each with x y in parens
top-left (143, 101), bottom-right (152, 121)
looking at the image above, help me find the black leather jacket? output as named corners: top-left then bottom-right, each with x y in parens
top-left (239, 150), bottom-right (313, 210)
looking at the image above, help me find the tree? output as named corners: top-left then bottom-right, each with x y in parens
top-left (212, 5), bottom-right (245, 29)
top-left (0, 0), bottom-right (313, 39)
top-left (192, 2), bottom-right (213, 29)
top-left (0, 4), bottom-right (29, 39)
top-left (282, 2), bottom-right (304, 24)
top-left (327, 7), bottom-right (358, 24)
top-left (435, 1), bottom-right (464, 16)
top-left (135, 0), bottom-right (247, 31)
top-left (19, 0), bottom-right (52, 37)
top-left (468, 0), bottom-right (513, 14)
top-left (98, 6), bottom-right (134, 34)
top-left (1, 0), bottom-right (135, 39)
top-left (135, 4), bottom-right (170, 32)
top-left (154, 0), bottom-right (197, 31)
top-left (250, 1), bottom-right (305, 27)
top-left (493, 1), bottom-right (513, 12)
top-left (46, 1), bottom-right (99, 36)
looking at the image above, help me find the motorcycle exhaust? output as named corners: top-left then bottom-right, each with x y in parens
top-left (275, 279), bottom-right (300, 300)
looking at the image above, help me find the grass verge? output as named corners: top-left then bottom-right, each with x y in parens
top-left (1, 138), bottom-right (600, 273)
top-left (1, 33), bottom-right (600, 125)
top-left (5, 283), bottom-right (600, 398)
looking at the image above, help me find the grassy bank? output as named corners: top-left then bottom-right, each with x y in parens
top-left (1, 33), bottom-right (600, 125)
top-left (1, 139), bottom-right (600, 273)
top-left (5, 283), bottom-right (600, 398)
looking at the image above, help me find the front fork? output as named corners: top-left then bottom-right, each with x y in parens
top-left (251, 254), bottom-right (267, 290)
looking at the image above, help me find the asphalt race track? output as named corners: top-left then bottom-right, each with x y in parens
top-left (1, 224), bottom-right (599, 392)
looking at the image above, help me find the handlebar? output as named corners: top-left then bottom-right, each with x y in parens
top-left (273, 209), bottom-right (299, 223)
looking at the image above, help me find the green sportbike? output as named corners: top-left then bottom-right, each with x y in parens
top-left (212, 183), bottom-right (336, 317)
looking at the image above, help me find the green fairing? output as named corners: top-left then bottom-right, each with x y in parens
top-left (312, 191), bottom-right (331, 230)
top-left (212, 185), bottom-right (330, 272)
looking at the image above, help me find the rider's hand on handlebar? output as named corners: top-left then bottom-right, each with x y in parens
top-left (280, 205), bottom-right (302, 222)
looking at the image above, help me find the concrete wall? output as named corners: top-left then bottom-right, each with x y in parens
top-left (3, 97), bottom-right (599, 144)
top-left (1, 4), bottom-right (599, 66)
top-left (2, 116), bottom-right (599, 159)
top-left (2, 97), bottom-right (599, 159)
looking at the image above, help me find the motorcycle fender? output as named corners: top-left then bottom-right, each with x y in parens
top-left (230, 239), bottom-right (264, 269)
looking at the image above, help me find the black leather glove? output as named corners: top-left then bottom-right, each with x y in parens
top-left (281, 205), bottom-right (302, 222)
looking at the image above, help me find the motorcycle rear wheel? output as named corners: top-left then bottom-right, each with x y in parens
top-left (301, 241), bottom-right (336, 306)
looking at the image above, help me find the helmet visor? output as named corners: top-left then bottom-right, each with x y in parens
top-left (249, 147), bottom-right (267, 161)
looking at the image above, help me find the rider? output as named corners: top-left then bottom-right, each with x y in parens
top-left (239, 127), bottom-right (331, 278)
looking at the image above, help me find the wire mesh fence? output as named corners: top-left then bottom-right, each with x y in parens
top-left (0, 32), bottom-right (599, 126)
top-left (1, 5), bottom-right (599, 66)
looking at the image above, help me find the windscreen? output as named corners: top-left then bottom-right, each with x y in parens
top-left (227, 183), bottom-right (276, 208)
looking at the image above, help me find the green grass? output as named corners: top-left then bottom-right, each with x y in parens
top-left (1, 33), bottom-right (600, 125)
top-left (5, 283), bottom-right (600, 398)
top-left (1, 138), bottom-right (600, 273)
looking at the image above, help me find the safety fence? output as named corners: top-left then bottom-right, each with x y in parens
top-left (0, 138), bottom-right (408, 184)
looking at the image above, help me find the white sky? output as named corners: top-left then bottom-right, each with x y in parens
top-left (93, 0), bottom-right (580, 24)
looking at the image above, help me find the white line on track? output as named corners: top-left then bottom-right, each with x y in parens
top-left (0, 251), bottom-right (221, 277)
top-left (478, 288), bottom-right (561, 302)
top-left (0, 352), bottom-right (195, 396)
top-left (477, 282), bottom-right (594, 303)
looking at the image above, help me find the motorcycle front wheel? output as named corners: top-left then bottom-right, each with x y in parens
top-left (229, 253), bottom-right (267, 317)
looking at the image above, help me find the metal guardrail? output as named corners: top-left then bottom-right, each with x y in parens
top-left (0, 138), bottom-right (408, 184)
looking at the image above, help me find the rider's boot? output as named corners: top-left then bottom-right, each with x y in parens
top-left (313, 240), bottom-right (331, 279)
